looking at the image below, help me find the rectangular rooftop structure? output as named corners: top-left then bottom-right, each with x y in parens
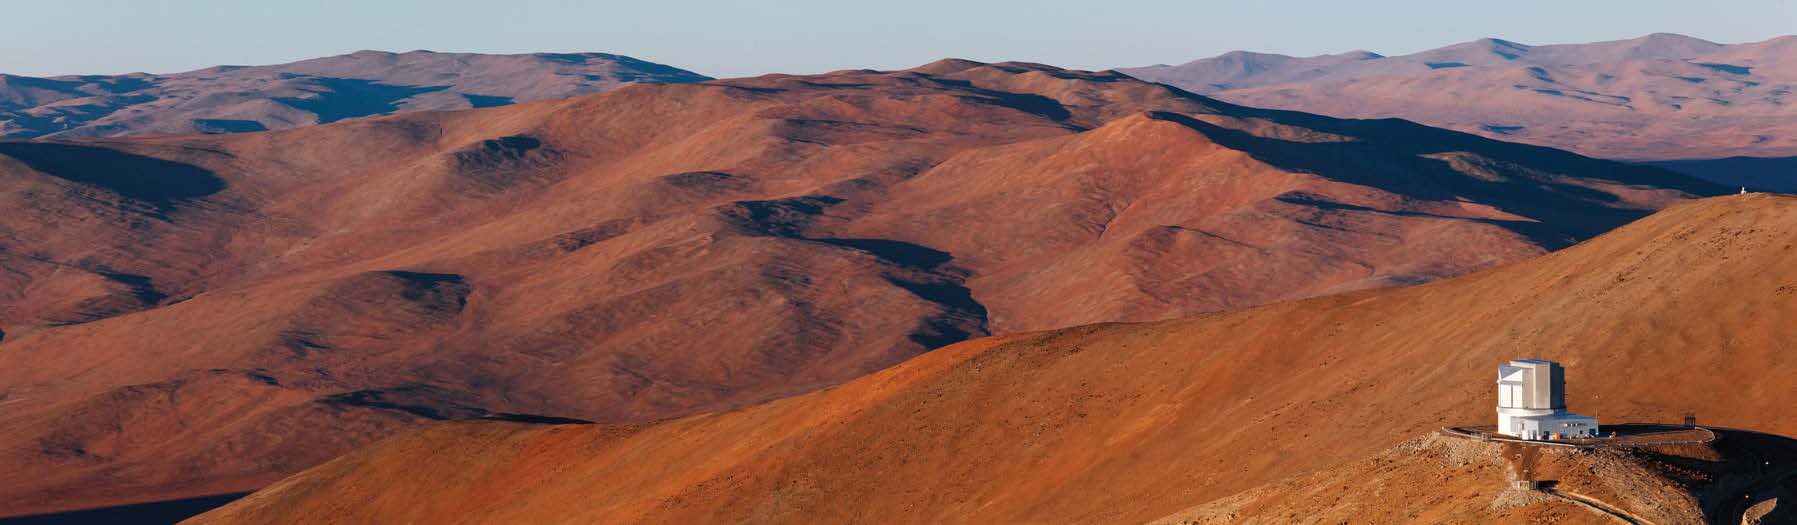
top-left (1496, 359), bottom-right (1598, 440)
top-left (1497, 359), bottom-right (1564, 410)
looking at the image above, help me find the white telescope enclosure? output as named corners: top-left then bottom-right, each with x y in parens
top-left (1496, 359), bottom-right (1598, 440)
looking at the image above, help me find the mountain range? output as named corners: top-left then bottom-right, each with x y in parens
top-left (1121, 33), bottom-right (1797, 189)
top-left (0, 50), bottom-right (710, 138)
top-left (186, 193), bottom-right (1797, 524)
top-left (0, 59), bottom-right (1722, 517)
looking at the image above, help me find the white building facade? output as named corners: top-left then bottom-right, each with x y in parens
top-left (1496, 359), bottom-right (1598, 440)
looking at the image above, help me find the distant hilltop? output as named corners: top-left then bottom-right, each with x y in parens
top-left (1121, 33), bottom-right (1797, 164)
top-left (0, 50), bottom-right (711, 138)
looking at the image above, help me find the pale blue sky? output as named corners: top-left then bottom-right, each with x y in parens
top-left (2, 0), bottom-right (1793, 78)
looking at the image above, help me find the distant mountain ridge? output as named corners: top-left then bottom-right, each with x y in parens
top-left (0, 50), bottom-right (711, 138)
top-left (1122, 33), bottom-right (1730, 94)
top-left (1128, 50), bottom-right (1386, 92)
top-left (1120, 33), bottom-right (1797, 169)
top-left (0, 59), bottom-right (1719, 516)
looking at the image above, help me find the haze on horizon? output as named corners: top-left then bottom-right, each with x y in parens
top-left (2, 0), bottom-right (1792, 79)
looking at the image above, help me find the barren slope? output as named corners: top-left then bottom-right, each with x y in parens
top-left (1124, 33), bottom-right (1727, 94)
top-left (0, 50), bottom-right (709, 138)
top-left (1152, 429), bottom-right (1797, 524)
top-left (1123, 33), bottom-right (1797, 163)
top-left (0, 61), bottom-right (1719, 514)
top-left (189, 194), bottom-right (1797, 524)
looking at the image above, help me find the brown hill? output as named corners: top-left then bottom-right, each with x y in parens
top-left (1151, 429), bottom-right (1797, 524)
top-left (1122, 33), bottom-right (1797, 169)
top-left (187, 194), bottom-right (1797, 524)
top-left (0, 60), bottom-right (1718, 515)
top-left (0, 50), bottom-right (710, 138)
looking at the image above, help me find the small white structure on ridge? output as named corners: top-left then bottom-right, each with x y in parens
top-left (1496, 359), bottom-right (1598, 440)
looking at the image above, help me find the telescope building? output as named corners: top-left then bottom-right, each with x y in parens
top-left (1496, 359), bottom-right (1598, 440)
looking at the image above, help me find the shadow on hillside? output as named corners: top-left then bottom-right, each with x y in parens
top-left (1154, 87), bottom-right (1730, 193)
top-left (462, 94), bottom-right (515, 108)
top-left (482, 413), bottom-right (594, 425)
top-left (0, 492), bottom-right (249, 524)
top-left (0, 142), bottom-right (225, 208)
top-left (1639, 156), bottom-right (1797, 193)
top-left (721, 196), bottom-right (990, 349)
top-left (912, 76), bottom-right (1076, 123)
top-left (317, 380), bottom-right (488, 421)
top-left (816, 237), bottom-right (988, 349)
top-left (1142, 111), bottom-right (1729, 249)
top-left (275, 78), bottom-right (449, 124)
top-left (1612, 425), bottom-right (1797, 525)
top-left (192, 119), bottom-right (268, 134)
top-left (47, 272), bottom-right (169, 327)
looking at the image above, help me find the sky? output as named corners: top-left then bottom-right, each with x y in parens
top-left (2, 0), bottom-right (1793, 78)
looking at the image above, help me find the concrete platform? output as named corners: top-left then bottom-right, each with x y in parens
top-left (1441, 423), bottom-right (1717, 448)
